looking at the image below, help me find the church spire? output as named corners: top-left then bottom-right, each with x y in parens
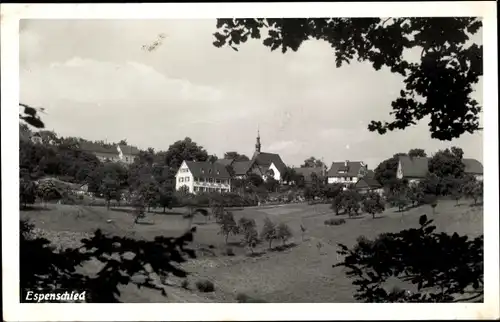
top-left (255, 126), bottom-right (261, 154)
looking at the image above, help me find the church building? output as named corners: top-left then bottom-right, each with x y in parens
top-left (217, 130), bottom-right (287, 182)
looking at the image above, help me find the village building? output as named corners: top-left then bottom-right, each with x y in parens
top-left (326, 160), bottom-right (368, 186)
top-left (293, 166), bottom-right (327, 186)
top-left (355, 177), bottom-right (384, 195)
top-left (175, 160), bottom-right (232, 194)
top-left (216, 130), bottom-right (287, 182)
top-left (396, 156), bottom-right (483, 183)
top-left (79, 142), bottom-right (140, 164)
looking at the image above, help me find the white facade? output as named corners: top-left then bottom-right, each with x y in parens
top-left (396, 161), bottom-right (404, 179)
top-left (175, 161), bottom-right (232, 194)
top-left (263, 162), bottom-right (281, 181)
top-left (327, 176), bottom-right (359, 185)
top-left (175, 161), bottom-right (195, 193)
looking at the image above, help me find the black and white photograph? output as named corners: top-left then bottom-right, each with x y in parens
top-left (2, 2), bottom-right (498, 321)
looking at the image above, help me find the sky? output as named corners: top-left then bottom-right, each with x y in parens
top-left (19, 19), bottom-right (484, 169)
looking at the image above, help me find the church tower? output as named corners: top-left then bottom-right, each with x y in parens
top-left (255, 128), bottom-right (261, 154)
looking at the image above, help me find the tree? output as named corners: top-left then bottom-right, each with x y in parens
top-left (261, 217), bottom-right (277, 249)
top-left (36, 180), bottom-right (62, 207)
top-left (213, 18), bottom-right (483, 141)
top-left (20, 178), bottom-right (37, 208)
top-left (341, 190), bottom-right (362, 217)
top-left (362, 192), bottom-right (386, 219)
top-left (264, 176), bottom-right (279, 193)
top-left (408, 148), bottom-right (427, 157)
top-left (333, 215), bottom-right (483, 302)
top-left (463, 178), bottom-right (483, 205)
top-left (276, 222), bottom-right (293, 246)
top-left (422, 194), bottom-right (439, 215)
top-left (331, 192), bottom-right (344, 216)
top-left (238, 217), bottom-right (259, 254)
top-left (158, 182), bottom-right (175, 213)
top-left (428, 147), bottom-right (466, 181)
top-left (224, 151), bottom-right (250, 161)
top-left (374, 154), bottom-right (403, 188)
top-left (449, 177), bottom-right (465, 206)
top-left (164, 137), bottom-right (210, 169)
top-left (301, 156), bottom-right (325, 168)
top-left (323, 183), bottom-right (343, 201)
top-left (100, 177), bottom-right (120, 210)
top-left (407, 183), bottom-right (424, 207)
top-left (21, 218), bottom-right (198, 302)
top-left (218, 211), bottom-right (240, 244)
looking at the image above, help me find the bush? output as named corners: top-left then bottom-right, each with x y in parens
top-left (224, 247), bottom-right (235, 256)
top-left (195, 279), bottom-right (215, 293)
top-left (324, 218), bottom-right (346, 226)
top-left (236, 293), bottom-right (268, 303)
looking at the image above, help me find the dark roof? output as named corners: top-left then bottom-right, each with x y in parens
top-left (231, 161), bottom-right (253, 176)
top-left (462, 158), bottom-right (483, 174)
top-left (184, 161), bottom-right (232, 179)
top-left (364, 170), bottom-right (375, 179)
top-left (79, 142), bottom-right (140, 156)
top-left (118, 144), bottom-right (140, 156)
top-left (327, 161), bottom-right (365, 177)
top-left (293, 167), bottom-right (326, 181)
top-left (398, 156), bottom-right (429, 178)
top-left (253, 152), bottom-right (287, 174)
top-left (355, 177), bottom-right (382, 189)
top-left (215, 159), bottom-right (235, 166)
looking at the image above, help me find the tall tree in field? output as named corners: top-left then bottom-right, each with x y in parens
top-left (301, 156), bottom-right (325, 168)
top-left (218, 211), bottom-right (240, 244)
top-left (408, 149), bottom-right (427, 157)
top-left (213, 18), bottom-right (483, 141)
top-left (224, 151), bottom-right (250, 161)
top-left (428, 147), bottom-right (466, 179)
top-left (164, 137), bottom-right (210, 169)
top-left (261, 217), bottom-right (277, 250)
top-left (374, 154), bottom-right (406, 188)
top-left (362, 191), bottom-right (386, 219)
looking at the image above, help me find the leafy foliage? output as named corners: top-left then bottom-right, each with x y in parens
top-left (333, 215), bottom-right (483, 302)
top-left (324, 218), bottom-right (346, 226)
top-left (223, 151), bottom-right (250, 161)
top-left (213, 18), bottom-right (483, 140)
top-left (301, 156), bottom-right (325, 168)
top-left (261, 217), bottom-right (277, 249)
top-left (20, 219), bottom-right (197, 302)
top-left (238, 217), bottom-right (259, 253)
top-left (362, 191), bottom-right (385, 219)
top-left (217, 211), bottom-right (240, 244)
top-left (276, 222), bottom-right (293, 245)
top-left (195, 279), bottom-right (215, 293)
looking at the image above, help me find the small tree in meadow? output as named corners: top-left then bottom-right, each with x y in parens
top-left (362, 192), bottom-right (385, 219)
top-left (276, 222), bottom-right (293, 246)
top-left (463, 179), bottom-right (483, 206)
top-left (261, 217), bottom-right (277, 250)
top-left (331, 192), bottom-right (344, 216)
top-left (449, 177), bottom-right (464, 206)
top-left (422, 194), bottom-right (438, 215)
top-left (341, 190), bottom-right (361, 217)
top-left (218, 211), bottom-right (240, 244)
top-left (239, 217), bottom-right (258, 254)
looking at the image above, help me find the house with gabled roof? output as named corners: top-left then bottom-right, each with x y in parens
top-left (327, 160), bottom-right (368, 186)
top-left (355, 177), bottom-right (383, 195)
top-left (293, 166), bottom-right (327, 185)
top-left (79, 141), bottom-right (140, 164)
top-left (397, 155), bottom-right (484, 183)
top-left (176, 160), bottom-right (232, 194)
top-left (221, 130), bottom-right (287, 182)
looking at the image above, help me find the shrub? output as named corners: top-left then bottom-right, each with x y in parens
top-left (324, 218), bottom-right (346, 226)
top-left (325, 218), bottom-right (345, 226)
top-left (276, 222), bottom-right (293, 245)
top-left (195, 279), bottom-right (215, 293)
top-left (225, 247), bottom-right (235, 256)
top-left (260, 217), bottom-right (277, 249)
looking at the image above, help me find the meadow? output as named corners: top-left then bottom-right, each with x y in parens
top-left (20, 199), bottom-right (483, 303)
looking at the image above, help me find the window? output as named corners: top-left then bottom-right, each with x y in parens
top-left (209, 178), bottom-right (214, 183)
top-left (179, 177), bottom-right (184, 182)
top-left (185, 177), bottom-right (190, 182)
top-left (215, 179), bottom-right (220, 184)
top-left (126, 157), bottom-right (129, 162)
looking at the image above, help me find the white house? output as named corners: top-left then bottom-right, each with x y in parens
top-left (327, 160), bottom-right (368, 186)
top-left (175, 160), bottom-right (232, 194)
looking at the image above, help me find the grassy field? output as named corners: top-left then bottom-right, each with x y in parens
top-left (20, 199), bottom-right (483, 303)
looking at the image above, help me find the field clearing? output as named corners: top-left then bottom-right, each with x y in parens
top-left (20, 199), bottom-right (483, 303)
